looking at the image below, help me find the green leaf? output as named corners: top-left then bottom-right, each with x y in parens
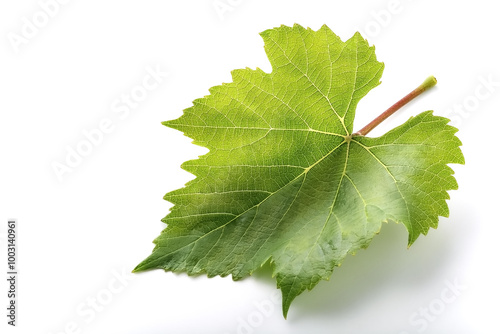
top-left (134, 24), bottom-right (464, 318)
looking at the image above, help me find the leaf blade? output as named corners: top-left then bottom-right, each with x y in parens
top-left (134, 24), bottom-right (463, 318)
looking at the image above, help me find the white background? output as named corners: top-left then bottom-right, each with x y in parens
top-left (1, 1), bottom-right (499, 333)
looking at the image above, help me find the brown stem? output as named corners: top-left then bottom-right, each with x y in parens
top-left (353, 76), bottom-right (437, 137)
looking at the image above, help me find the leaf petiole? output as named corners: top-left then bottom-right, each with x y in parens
top-left (353, 76), bottom-right (437, 137)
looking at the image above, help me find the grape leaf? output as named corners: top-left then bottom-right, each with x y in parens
top-left (134, 24), bottom-right (464, 318)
